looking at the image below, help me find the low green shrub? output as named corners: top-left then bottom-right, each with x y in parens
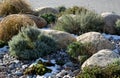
top-left (79, 11), bottom-right (104, 33)
top-left (78, 55), bottom-right (88, 65)
top-left (67, 42), bottom-right (95, 63)
top-left (24, 63), bottom-right (52, 75)
top-left (0, 0), bottom-right (33, 16)
top-left (54, 15), bottom-right (81, 35)
top-left (24, 59), bottom-right (54, 75)
top-left (76, 60), bottom-right (120, 78)
top-left (9, 26), bottom-right (57, 60)
top-left (54, 11), bottom-right (104, 35)
top-left (115, 19), bottom-right (120, 35)
top-left (37, 60), bottom-right (55, 66)
top-left (40, 13), bottom-right (57, 24)
top-left (67, 42), bottom-right (86, 59)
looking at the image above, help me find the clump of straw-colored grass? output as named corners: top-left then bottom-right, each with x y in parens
top-left (0, 14), bottom-right (34, 42)
top-left (0, 0), bottom-right (33, 16)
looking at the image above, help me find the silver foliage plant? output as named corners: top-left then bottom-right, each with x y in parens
top-left (9, 26), bottom-right (57, 60)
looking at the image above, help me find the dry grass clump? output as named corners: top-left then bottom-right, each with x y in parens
top-left (54, 11), bottom-right (104, 35)
top-left (0, 0), bottom-right (33, 16)
top-left (0, 14), bottom-right (35, 42)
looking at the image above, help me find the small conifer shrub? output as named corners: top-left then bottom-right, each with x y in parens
top-left (9, 26), bottom-right (57, 60)
top-left (67, 42), bottom-right (95, 64)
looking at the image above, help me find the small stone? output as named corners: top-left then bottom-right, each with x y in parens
top-left (0, 63), bottom-right (3, 66)
top-left (11, 70), bottom-right (16, 74)
top-left (56, 70), bottom-right (68, 77)
top-left (0, 72), bottom-right (7, 78)
top-left (19, 75), bottom-right (27, 78)
top-left (7, 74), bottom-right (12, 78)
top-left (63, 62), bottom-right (74, 68)
top-left (14, 71), bottom-right (23, 76)
top-left (0, 54), bottom-right (4, 59)
top-left (28, 75), bottom-right (37, 78)
top-left (0, 59), bottom-right (4, 65)
top-left (7, 69), bottom-right (12, 74)
top-left (15, 62), bottom-right (22, 68)
top-left (73, 69), bottom-right (80, 76)
top-left (13, 60), bottom-right (20, 63)
top-left (0, 66), bottom-right (7, 72)
top-left (9, 63), bottom-right (15, 70)
top-left (63, 75), bottom-right (73, 78)
top-left (22, 65), bottom-right (28, 69)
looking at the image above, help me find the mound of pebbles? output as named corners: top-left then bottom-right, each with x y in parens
top-left (103, 33), bottom-right (120, 54)
top-left (0, 49), bottom-right (80, 78)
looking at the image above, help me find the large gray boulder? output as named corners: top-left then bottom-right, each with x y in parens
top-left (101, 12), bottom-right (120, 34)
top-left (81, 49), bottom-right (120, 69)
top-left (40, 29), bottom-right (77, 49)
top-left (26, 14), bottom-right (47, 28)
top-left (35, 7), bottom-right (59, 15)
top-left (77, 32), bottom-right (115, 54)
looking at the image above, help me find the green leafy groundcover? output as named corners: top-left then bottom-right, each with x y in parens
top-left (24, 63), bottom-right (52, 75)
top-left (40, 13), bottom-right (57, 24)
